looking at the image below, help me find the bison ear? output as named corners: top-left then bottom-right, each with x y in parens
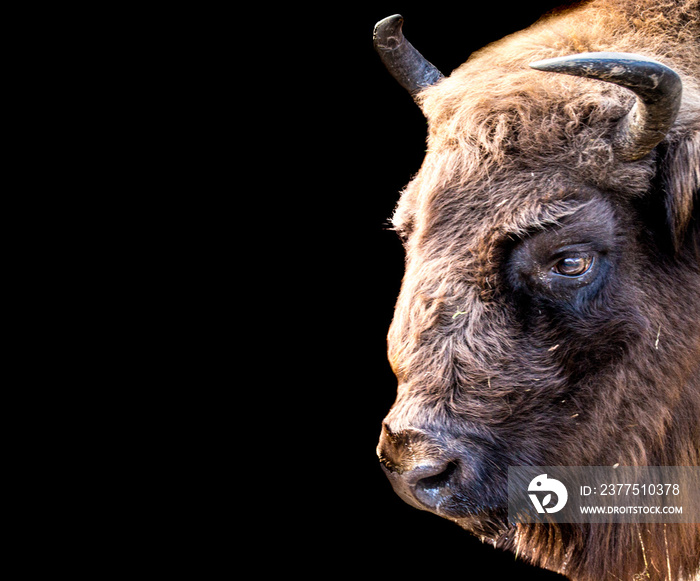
top-left (658, 131), bottom-right (700, 255)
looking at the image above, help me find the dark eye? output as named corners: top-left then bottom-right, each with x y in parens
top-left (552, 254), bottom-right (593, 277)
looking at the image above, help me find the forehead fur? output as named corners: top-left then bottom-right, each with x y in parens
top-left (417, 62), bottom-right (652, 196)
top-left (392, 66), bottom-right (655, 249)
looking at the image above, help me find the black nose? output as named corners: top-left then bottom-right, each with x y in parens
top-left (377, 424), bottom-right (459, 512)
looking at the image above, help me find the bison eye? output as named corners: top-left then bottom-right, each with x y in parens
top-left (552, 254), bottom-right (594, 277)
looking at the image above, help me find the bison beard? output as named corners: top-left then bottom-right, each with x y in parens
top-left (372, 1), bottom-right (700, 580)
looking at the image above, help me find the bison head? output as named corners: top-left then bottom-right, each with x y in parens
top-left (373, 12), bottom-right (700, 580)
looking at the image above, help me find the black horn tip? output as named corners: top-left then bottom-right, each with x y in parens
top-left (373, 14), bottom-right (405, 50)
top-left (373, 14), bottom-right (444, 101)
top-left (528, 52), bottom-right (681, 92)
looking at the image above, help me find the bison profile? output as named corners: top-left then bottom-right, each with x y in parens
top-left (373, 0), bottom-right (699, 579)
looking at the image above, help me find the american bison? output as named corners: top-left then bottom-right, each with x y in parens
top-left (373, 0), bottom-right (699, 579)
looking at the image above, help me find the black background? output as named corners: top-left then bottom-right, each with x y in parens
top-left (294, 3), bottom-right (575, 578)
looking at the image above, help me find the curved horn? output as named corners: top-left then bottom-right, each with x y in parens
top-left (373, 15), bottom-right (444, 100)
top-left (529, 52), bottom-right (682, 161)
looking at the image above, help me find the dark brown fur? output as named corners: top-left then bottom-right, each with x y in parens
top-left (380, 0), bottom-right (700, 579)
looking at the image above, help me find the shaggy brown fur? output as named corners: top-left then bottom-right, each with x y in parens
top-left (379, 1), bottom-right (700, 579)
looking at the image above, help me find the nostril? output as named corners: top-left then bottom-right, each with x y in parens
top-left (412, 461), bottom-right (459, 509)
top-left (416, 461), bottom-right (458, 491)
